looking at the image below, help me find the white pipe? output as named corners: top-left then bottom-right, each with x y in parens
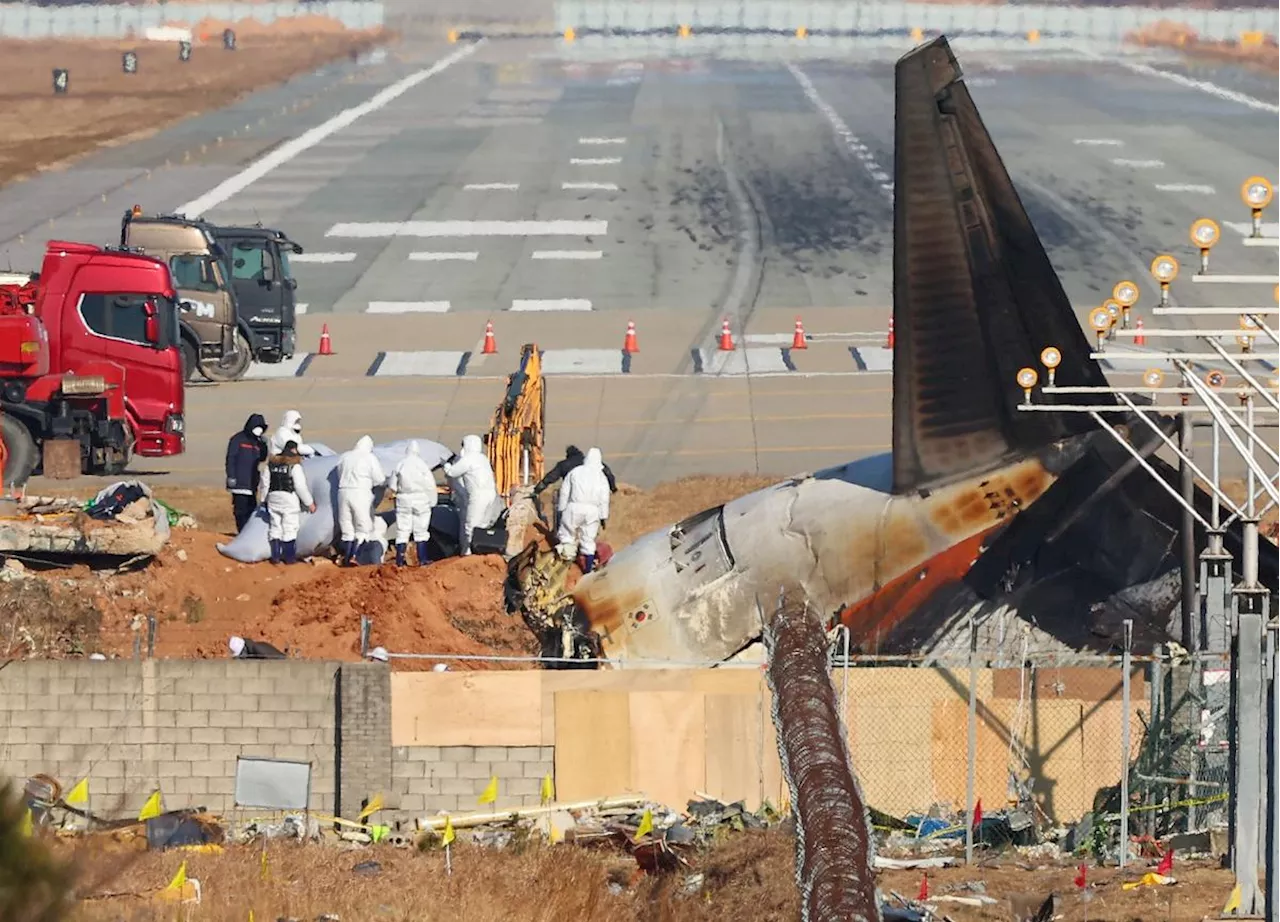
top-left (1088, 411), bottom-right (1211, 529)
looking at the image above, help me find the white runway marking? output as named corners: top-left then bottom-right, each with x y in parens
top-left (570, 157), bottom-right (622, 165)
top-left (852, 346), bottom-right (893, 372)
top-left (372, 351), bottom-right (467, 377)
top-left (699, 348), bottom-right (790, 376)
top-left (539, 349), bottom-right (622, 374)
top-left (786, 62), bottom-right (893, 201)
top-left (1156, 183), bottom-right (1216, 194)
top-left (1073, 138), bottom-right (1124, 146)
top-left (295, 302), bottom-right (309, 315)
top-left (408, 251), bottom-right (480, 261)
top-left (366, 301), bottom-right (452, 314)
top-left (510, 299), bottom-right (593, 312)
top-left (327, 220), bottom-right (608, 238)
top-left (1224, 221), bottom-right (1279, 238)
top-left (176, 41), bottom-right (482, 216)
top-left (464, 182), bottom-right (520, 191)
top-left (562, 182), bottom-right (619, 191)
top-left (245, 354), bottom-right (311, 379)
top-left (1112, 158), bottom-right (1165, 168)
top-left (579, 137), bottom-right (626, 145)
top-left (291, 252), bottom-right (356, 263)
top-left (1074, 48), bottom-right (1280, 115)
top-left (532, 250), bottom-right (603, 260)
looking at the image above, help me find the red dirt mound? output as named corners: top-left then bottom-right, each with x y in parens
top-left (260, 556), bottom-right (538, 670)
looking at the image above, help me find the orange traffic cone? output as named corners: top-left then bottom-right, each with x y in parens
top-left (623, 320), bottom-right (639, 354)
top-left (318, 324), bottom-right (333, 356)
top-left (718, 317), bottom-right (735, 351)
top-left (482, 321), bottom-right (497, 355)
top-left (1134, 317), bottom-right (1146, 346)
top-left (792, 316), bottom-right (808, 350)
top-left (886, 316), bottom-right (895, 349)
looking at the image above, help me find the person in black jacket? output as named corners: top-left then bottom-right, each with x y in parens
top-left (225, 413), bottom-right (268, 532)
top-left (533, 445), bottom-right (618, 498)
top-left (533, 445), bottom-right (617, 530)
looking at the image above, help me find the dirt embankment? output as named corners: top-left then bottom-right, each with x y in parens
top-left (0, 476), bottom-right (783, 669)
top-left (1126, 20), bottom-right (1279, 73)
top-left (0, 17), bottom-right (386, 187)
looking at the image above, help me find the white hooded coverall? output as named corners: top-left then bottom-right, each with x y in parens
top-left (266, 457), bottom-right (314, 542)
top-left (269, 410), bottom-right (317, 459)
top-left (557, 447), bottom-right (610, 558)
top-left (442, 434), bottom-right (499, 556)
top-left (390, 440), bottom-right (437, 544)
top-left (336, 435), bottom-right (387, 544)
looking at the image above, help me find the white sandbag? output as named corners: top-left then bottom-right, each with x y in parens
top-left (216, 438), bottom-right (452, 563)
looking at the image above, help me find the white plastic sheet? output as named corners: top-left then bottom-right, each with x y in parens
top-left (216, 439), bottom-right (453, 563)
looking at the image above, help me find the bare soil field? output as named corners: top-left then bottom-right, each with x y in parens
top-left (0, 21), bottom-right (385, 186)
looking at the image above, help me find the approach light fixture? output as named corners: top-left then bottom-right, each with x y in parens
top-left (1143, 368), bottom-right (1165, 388)
top-left (1151, 254), bottom-right (1178, 307)
top-left (1242, 176), bottom-right (1273, 238)
top-left (1016, 367), bottom-right (1039, 401)
top-left (1040, 346), bottom-right (1062, 385)
top-left (1206, 370), bottom-right (1226, 389)
top-left (1088, 307), bottom-right (1112, 348)
top-left (1190, 218), bottom-right (1220, 274)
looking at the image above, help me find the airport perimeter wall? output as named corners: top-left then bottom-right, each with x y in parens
top-left (0, 658), bottom-right (1146, 826)
top-left (0, 1), bottom-right (385, 38)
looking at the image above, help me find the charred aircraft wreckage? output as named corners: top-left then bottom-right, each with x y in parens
top-left (507, 37), bottom-right (1279, 668)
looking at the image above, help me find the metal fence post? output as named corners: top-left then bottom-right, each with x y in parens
top-left (359, 616), bottom-right (372, 658)
top-left (1119, 618), bottom-right (1132, 868)
top-left (965, 619), bottom-right (978, 866)
top-left (1267, 621), bottom-right (1279, 922)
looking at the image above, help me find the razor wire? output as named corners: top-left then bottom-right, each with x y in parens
top-left (764, 596), bottom-right (881, 922)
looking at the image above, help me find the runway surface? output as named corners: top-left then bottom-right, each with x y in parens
top-left (0, 34), bottom-right (1274, 489)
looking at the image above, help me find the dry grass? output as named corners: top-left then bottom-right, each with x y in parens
top-left (59, 832), bottom-right (804, 922)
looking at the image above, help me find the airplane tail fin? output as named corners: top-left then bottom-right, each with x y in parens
top-left (891, 37), bottom-right (1112, 496)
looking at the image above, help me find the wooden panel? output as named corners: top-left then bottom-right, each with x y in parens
top-left (704, 692), bottom-right (784, 811)
top-left (629, 691), bottom-right (707, 808)
top-left (390, 672), bottom-right (542, 746)
top-left (993, 666), bottom-right (1144, 701)
top-left (554, 692), bottom-right (633, 801)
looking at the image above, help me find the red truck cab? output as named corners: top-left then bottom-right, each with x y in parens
top-left (0, 242), bottom-right (184, 480)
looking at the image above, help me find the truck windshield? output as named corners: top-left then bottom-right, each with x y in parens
top-left (169, 255), bottom-right (222, 293)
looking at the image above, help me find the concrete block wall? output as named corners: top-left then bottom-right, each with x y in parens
top-left (0, 660), bottom-right (339, 817)
top-left (337, 663), bottom-right (392, 819)
top-left (392, 745), bottom-right (555, 817)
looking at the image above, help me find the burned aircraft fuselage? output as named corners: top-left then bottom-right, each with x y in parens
top-left (574, 445), bottom-right (1078, 662)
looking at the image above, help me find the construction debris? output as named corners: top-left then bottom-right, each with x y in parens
top-left (0, 481), bottom-right (170, 557)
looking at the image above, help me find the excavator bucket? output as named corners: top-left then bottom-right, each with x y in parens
top-left (487, 344), bottom-right (545, 500)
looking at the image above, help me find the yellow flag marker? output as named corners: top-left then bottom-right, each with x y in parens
top-left (20, 807), bottom-right (33, 837)
top-left (65, 778), bottom-right (89, 807)
top-left (441, 815), bottom-right (456, 848)
top-left (1223, 884), bottom-right (1242, 913)
top-left (633, 808), bottom-right (654, 842)
top-left (138, 790), bottom-right (163, 821)
top-left (165, 861), bottom-right (187, 893)
top-left (359, 793), bottom-right (384, 820)
top-left (540, 774), bottom-right (554, 805)
top-left (477, 775), bottom-right (498, 805)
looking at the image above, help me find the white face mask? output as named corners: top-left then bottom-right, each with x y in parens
top-left (251, 427), bottom-right (264, 437)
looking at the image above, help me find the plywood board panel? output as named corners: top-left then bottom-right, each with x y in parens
top-left (704, 693), bottom-right (784, 810)
top-left (390, 672), bottom-right (542, 746)
top-left (629, 691), bottom-right (707, 809)
top-left (554, 692), bottom-right (633, 801)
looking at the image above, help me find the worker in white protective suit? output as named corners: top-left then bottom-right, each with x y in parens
top-left (265, 441), bottom-right (316, 565)
top-left (556, 447), bottom-right (610, 573)
top-left (269, 409), bottom-right (316, 458)
top-left (442, 434), bottom-right (499, 556)
top-left (336, 434), bottom-right (387, 566)
top-left (389, 440), bottom-right (438, 567)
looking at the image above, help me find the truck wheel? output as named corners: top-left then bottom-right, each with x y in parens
top-left (181, 338), bottom-right (198, 383)
top-left (0, 416), bottom-right (38, 487)
top-left (200, 331), bottom-right (253, 383)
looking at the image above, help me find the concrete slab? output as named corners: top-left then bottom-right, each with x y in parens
top-left (539, 348), bottom-right (625, 375)
top-left (369, 351), bottom-right (469, 377)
